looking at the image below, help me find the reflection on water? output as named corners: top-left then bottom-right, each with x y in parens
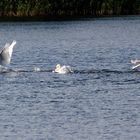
top-left (0, 16), bottom-right (140, 140)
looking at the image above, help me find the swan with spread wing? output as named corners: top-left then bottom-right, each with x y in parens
top-left (0, 40), bottom-right (16, 66)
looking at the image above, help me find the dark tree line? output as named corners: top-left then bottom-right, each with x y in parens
top-left (0, 0), bottom-right (139, 18)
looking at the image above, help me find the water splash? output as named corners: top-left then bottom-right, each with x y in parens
top-left (33, 67), bottom-right (41, 72)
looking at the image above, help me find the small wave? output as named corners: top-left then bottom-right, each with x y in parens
top-left (0, 67), bottom-right (52, 74)
top-left (0, 67), bottom-right (138, 75)
top-left (74, 69), bottom-right (133, 74)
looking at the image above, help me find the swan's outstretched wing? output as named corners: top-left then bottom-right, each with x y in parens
top-left (132, 63), bottom-right (140, 70)
top-left (0, 40), bottom-right (16, 65)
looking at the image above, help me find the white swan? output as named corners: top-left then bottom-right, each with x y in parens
top-left (53, 64), bottom-right (73, 74)
top-left (0, 40), bottom-right (16, 66)
top-left (131, 59), bottom-right (140, 70)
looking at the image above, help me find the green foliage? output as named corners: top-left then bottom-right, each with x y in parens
top-left (0, 0), bottom-right (139, 17)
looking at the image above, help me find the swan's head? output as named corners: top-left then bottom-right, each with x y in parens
top-left (56, 64), bottom-right (61, 69)
top-left (52, 64), bottom-right (61, 73)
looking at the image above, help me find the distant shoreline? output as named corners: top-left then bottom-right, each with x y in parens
top-left (0, 15), bottom-right (139, 22)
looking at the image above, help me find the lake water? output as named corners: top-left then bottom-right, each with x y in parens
top-left (0, 16), bottom-right (140, 140)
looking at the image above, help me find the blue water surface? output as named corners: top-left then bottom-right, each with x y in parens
top-left (0, 16), bottom-right (140, 140)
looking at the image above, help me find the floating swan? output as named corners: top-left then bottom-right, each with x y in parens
top-left (53, 64), bottom-right (73, 74)
top-left (0, 40), bottom-right (16, 66)
top-left (131, 59), bottom-right (140, 70)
